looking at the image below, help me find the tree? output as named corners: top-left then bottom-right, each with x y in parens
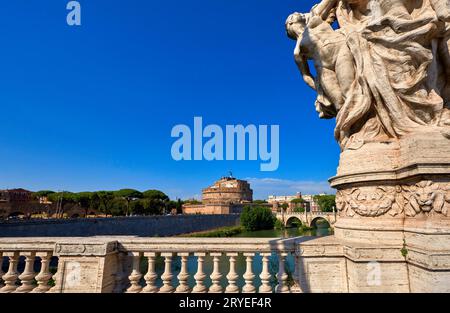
top-left (130, 198), bottom-right (165, 216)
top-left (291, 198), bottom-right (305, 212)
top-left (167, 199), bottom-right (183, 214)
top-left (73, 192), bottom-right (93, 217)
top-left (47, 192), bottom-right (76, 218)
top-left (34, 190), bottom-right (55, 198)
top-left (114, 189), bottom-right (143, 216)
top-left (290, 198), bottom-right (305, 204)
top-left (143, 190), bottom-right (169, 201)
top-left (92, 191), bottom-right (115, 215)
top-left (314, 195), bottom-right (336, 212)
top-left (240, 206), bottom-right (276, 231)
top-left (253, 200), bottom-right (268, 204)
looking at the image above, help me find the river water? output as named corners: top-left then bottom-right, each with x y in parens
top-left (150, 224), bottom-right (332, 290)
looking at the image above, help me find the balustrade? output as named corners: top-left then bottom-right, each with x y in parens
top-left (0, 237), bottom-right (301, 293)
top-left (0, 249), bottom-right (56, 293)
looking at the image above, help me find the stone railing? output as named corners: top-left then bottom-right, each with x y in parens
top-left (0, 238), bottom-right (56, 293)
top-left (0, 237), bottom-right (303, 293)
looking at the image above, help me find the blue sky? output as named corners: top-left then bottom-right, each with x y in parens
top-left (0, 0), bottom-right (339, 200)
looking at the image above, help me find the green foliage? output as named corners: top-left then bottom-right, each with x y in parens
top-left (167, 199), bottom-right (183, 214)
top-left (114, 189), bottom-right (143, 200)
top-left (314, 195), bottom-right (336, 212)
top-left (253, 200), bottom-right (268, 204)
top-left (290, 198), bottom-right (304, 204)
top-left (130, 198), bottom-right (165, 216)
top-left (42, 188), bottom-right (172, 217)
top-left (281, 203), bottom-right (289, 211)
top-left (184, 199), bottom-right (202, 205)
top-left (401, 239), bottom-right (408, 258)
top-left (184, 226), bottom-right (244, 237)
top-left (274, 219), bottom-right (285, 230)
top-left (33, 190), bottom-right (55, 198)
top-left (143, 190), bottom-right (169, 201)
top-left (293, 206), bottom-right (305, 213)
top-left (240, 206), bottom-right (276, 231)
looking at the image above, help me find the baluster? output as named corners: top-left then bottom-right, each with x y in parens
top-left (242, 253), bottom-right (256, 293)
top-left (126, 252), bottom-right (143, 293)
top-left (113, 252), bottom-right (127, 293)
top-left (175, 253), bottom-right (191, 293)
top-left (192, 253), bottom-right (207, 293)
top-left (225, 253), bottom-right (239, 293)
top-left (209, 253), bottom-right (222, 293)
top-left (0, 252), bottom-right (20, 293)
top-left (159, 253), bottom-right (175, 293)
top-left (259, 253), bottom-right (273, 293)
top-left (16, 252), bottom-right (36, 293)
top-left (31, 252), bottom-right (53, 293)
top-left (276, 252), bottom-right (289, 293)
top-left (0, 252), bottom-right (4, 288)
top-left (142, 252), bottom-right (158, 293)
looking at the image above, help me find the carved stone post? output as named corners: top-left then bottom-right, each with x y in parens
top-left (192, 253), bottom-right (207, 293)
top-left (126, 251), bottom-right (143, 293)
top-left (159, 253), bottom-right (175, 293)
top-left (225, 253), bottom-right (239, 293)
top-left (176, 253), bottom-right (191, 293)
top-left (209, 253), bottom-right (223, 293)
top-left (242, 253), bottom-right (255, 293)
top-left (32, 252), bottom-right (53, 293)
top-left (16, 252), bottom-right (36, 293)
top-left (0, 252), bottom-right (20, 293)
top-left (276, 253), bottom-right (289, 293)
top-left (142, 252), bottom-right (158, 293)
top-left (259, 253), bottom-right (273, 293)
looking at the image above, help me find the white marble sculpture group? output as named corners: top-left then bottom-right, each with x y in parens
top-left (287, 0), bottom-right (449, 150)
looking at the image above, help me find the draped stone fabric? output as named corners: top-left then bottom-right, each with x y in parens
top-left (286, 0), bottom-right (450, 150)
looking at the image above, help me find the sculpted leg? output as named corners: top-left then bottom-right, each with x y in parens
top-left (335, 48), bottom-right (356, 99)
top-left (318, 68), bottom-right (345, 110)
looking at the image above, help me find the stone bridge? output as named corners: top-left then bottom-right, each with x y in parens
top-left (276, 211), bottom-right (337, 228)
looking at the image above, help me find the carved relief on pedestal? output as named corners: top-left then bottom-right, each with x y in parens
top-left (402, 181), bottom-right (450, 217)
top-left (336, 182), bottom-right (450, 218)
top-left (336, 186), bottom-right (403, 217)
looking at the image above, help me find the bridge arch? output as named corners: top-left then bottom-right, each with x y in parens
top-left (285, 216), bottom-right (302, 228)
top-left (310, 216), bottom-right (331, 229)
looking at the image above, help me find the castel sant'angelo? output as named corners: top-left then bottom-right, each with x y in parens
top-left (183, 175), bottom-right (253, 215)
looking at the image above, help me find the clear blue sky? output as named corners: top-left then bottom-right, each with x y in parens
top-left (0, 0), bottom-right (339, 200)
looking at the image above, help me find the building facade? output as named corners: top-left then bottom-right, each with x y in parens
top-left (267, 192), bottom-right (325, 212)
top-left (183, 176), bottom-right (253, 215)
top-left (0, 188), bottom-right (33, 203)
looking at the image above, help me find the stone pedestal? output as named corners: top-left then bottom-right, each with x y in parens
top-left (297, 131), bottom-right (450, 292)
top-left (51, 239), bottom-right (120, 293)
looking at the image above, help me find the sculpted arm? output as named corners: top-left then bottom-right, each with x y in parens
top-left (294, 40), bottom-right (316, 90)
top-left (311, 0), bottom-right (338, 21)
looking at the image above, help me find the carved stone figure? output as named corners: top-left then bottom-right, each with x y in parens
top-left (287, 0), bottom-right (450, 150)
